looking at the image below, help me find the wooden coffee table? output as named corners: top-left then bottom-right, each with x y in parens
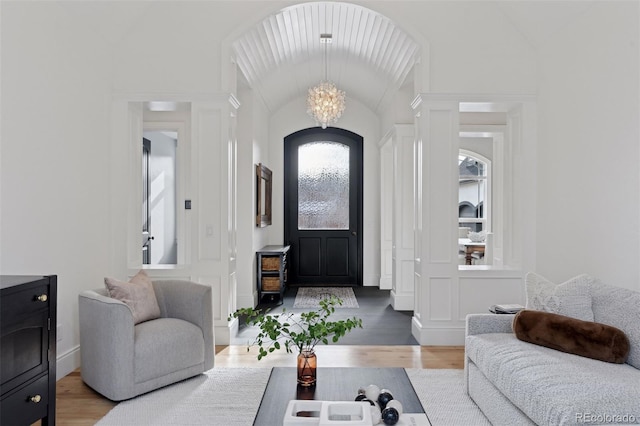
top-left (253, 367), bottom-right (428, 425)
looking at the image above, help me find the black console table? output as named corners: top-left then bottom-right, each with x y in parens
top-left (257, 245), bottom-right (290, 303)
top-left (1, 275), bottom-right (57, 426)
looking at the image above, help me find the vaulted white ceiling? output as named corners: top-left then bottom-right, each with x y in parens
top-left (231, 2), bottom-right (420, 113)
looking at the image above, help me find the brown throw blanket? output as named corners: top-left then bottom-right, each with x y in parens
top-left (512, 310), bottom-right (630, 363)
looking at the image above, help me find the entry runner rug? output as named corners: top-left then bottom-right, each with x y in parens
top-left (293, 286), bottom-right (359, 308)
top-left (96, 368), bottom-right (489, 425)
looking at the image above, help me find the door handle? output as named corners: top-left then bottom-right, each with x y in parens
top-left (143, 235), bottom-right (155, 248)
top-left (351, 231), bottom-right (357, 236)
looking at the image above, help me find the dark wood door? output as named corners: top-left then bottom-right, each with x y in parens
top-left (284, 128), bottom-right (363, 285)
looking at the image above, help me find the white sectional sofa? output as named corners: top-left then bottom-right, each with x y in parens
top-left (464, 276), bottom-right (640, 425)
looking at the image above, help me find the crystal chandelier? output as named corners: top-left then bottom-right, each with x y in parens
top-left (307, 34), bottom-right (346, 129)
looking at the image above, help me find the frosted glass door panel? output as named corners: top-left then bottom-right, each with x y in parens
top-left (298, 142), bottom-right (350, 229)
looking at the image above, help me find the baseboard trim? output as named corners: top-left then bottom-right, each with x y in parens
top-left (411, 317), bottom-right (465, 345)
top-left (390, 291), bottom-right (413, 311)
top-left (379, 276), bottom-right (392, 290)
top-left (364, 273), bottom-right (381, 287)
top-left (216, 319), bottom-right (237, 345)
top-left (57, 345), bottom-right (81, 380)
top-left (236, 293), bottom-right (256, 309)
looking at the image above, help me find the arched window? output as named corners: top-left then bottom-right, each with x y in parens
top-left (458, 152), bottom-right (490, 233)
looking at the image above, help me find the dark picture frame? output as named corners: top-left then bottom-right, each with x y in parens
top-left (256, 163), bottom-right (272, 227)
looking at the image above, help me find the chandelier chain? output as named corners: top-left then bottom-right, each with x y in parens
top-left (307, 32), bottom-right (346, 129)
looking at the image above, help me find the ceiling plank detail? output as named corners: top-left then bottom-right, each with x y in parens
top-left (232, 2), bottom-right (420, 113)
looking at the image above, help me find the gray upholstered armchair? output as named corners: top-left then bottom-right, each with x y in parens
top-left (78, 280), bottom-right (214, 401)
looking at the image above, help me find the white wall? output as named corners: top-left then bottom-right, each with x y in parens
top-left (0, 2), bottom-right (113, 377)
top-left (380, 84), bottom-right (415, 131)
top-left (536, 1), bottom-right (640, 290)
top-left (373, 1), bottom-right (537, 95)
top-left (269, 96), bottom-right (382, 286)
top-left (460, 137), bottom-right (493, 161)
top-left (236, 85), bottom-right (271, 308)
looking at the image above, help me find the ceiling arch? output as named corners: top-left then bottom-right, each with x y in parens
top-left (231, 2), bottom-right (420, 113)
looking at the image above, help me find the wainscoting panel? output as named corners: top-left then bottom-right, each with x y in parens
top-left (428, 277), bottom-right (453, 321)
top-left (192, 274), bottom-right (231, 345)
top-left (391, 257), bottom-right (415, 311)
top-left (381, 246), bottom-right (392, 289)
top-left (413, 270), bottom-right (423, 323)
top-left (379, 135), bottom-right (393, 290)
top-left (196, 107), bottom-right (222, 262)
top-left (427, 110), bottom-right (456, 265)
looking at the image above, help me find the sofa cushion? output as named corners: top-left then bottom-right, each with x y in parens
top-left (134, 318), bottom-right (205, 383)
top-left (466, 333), bottom-right (640, 426)
top-left (105, 270), bottom-right (161, 324)
top-left (513, 309), bottom-right (630, 363)
top-left (525, 272), bottom-right (594, 321)
top-left (591, 280), bottom-right (640, 369)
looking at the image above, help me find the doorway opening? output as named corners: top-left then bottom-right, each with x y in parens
top-left (142, 130), bottom-right (178, 265)
top-left (284, 127), bottom-right (363, 286)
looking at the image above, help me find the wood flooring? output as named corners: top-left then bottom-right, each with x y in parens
top-left (51, 345), bottom-right (464, 425)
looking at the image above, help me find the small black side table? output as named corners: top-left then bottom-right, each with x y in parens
top-left (256, 245), bottom-right (290, 303)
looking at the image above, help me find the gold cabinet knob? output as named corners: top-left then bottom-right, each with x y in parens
top-left (36, 294), bottom-right (48, 302)
top-left (29, 395), bottom-right (42, 403)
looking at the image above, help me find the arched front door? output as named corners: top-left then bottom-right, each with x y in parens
top-left (284, 127), bottom-right (363, 286)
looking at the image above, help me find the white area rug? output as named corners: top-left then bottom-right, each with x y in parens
top-left (97, 368), bottom-right (489, 426)
top-left (293, 287), bottom-right (359, 308)
top-left (408, 369), bottom-right (490, 426)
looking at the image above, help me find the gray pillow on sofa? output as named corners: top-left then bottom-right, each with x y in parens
top-left (105, 270), bottom-right (161, 324)
top-left (525, 272), bottom-right (594, 322)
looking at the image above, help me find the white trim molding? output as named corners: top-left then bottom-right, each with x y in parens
top-left (411, 93), bottom-right (536, 345)
top-left (56, 345), bottom-right (81, 381)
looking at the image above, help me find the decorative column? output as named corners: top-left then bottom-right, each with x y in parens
top-left (379, 125), bottom-right (416, 309)
top-left (190, 95), bottom-right (240, 345)
top-left (411, 95), bottom-right (462, 345)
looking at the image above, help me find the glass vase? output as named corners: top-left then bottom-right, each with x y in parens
top-left (297, 348), bottom-right (317, 386)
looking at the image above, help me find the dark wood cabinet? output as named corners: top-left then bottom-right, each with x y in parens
top-left (1, 275), bottom-right (57, 426)
top-left (257, 245), bottom-right (290, 303)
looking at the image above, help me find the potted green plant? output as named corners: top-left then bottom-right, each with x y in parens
top-left (229, 295), bottom-right (363, 386)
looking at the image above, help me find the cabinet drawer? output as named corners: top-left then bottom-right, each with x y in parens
top-left (262, 277), bottom-right (281, 291)
top-left (1, 374), bottom-right (49, 426)
top-left (261, 256), bottom-right (282, 271)
top-left (1, 282), bottom-right (49, 323)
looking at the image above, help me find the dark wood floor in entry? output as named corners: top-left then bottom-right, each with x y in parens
top-left (233, 286), bottom-right (418, 345)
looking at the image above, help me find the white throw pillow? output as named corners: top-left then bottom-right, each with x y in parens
top-left (525, 272), bottom-right (594, 322)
